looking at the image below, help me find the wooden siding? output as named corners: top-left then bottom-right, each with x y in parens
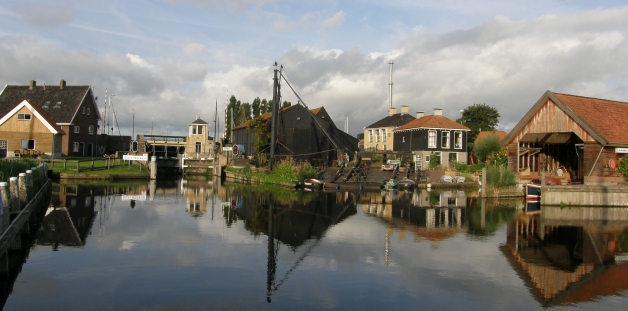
top-left (1, 106), bottom-right (52, 133)
top-left (511, 99), bottom-right (594, 143)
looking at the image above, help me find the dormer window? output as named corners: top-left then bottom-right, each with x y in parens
top-left (43, 101), bottom-right (50, 109)
top-left (54, 102), bottom-right (61, 108)
top-left (18, 113), bottom-right (32, 120)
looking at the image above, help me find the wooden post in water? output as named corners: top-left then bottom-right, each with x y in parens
top-left (481, 167), bottom-right (487, 197)
top-left (18, 173), bottom-right (27, 209)
top-left (0, 182), bottom-right (7, 275)
top-left (8, 177), bottom-right (21, 250)
top-left (0, 182), bottom-right (9, 233)
top-left (150, 156), bottom-right (157, 180)
top-left (25, 170), bottom-right (34, 202)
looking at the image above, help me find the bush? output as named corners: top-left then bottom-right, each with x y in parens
top-left (371, 154), bottom-right (383, 162)
top-left (474, 135), bottom-right (503, 163)
top-left (618, 158), bottom-right (628, 180)
top-left (486, 165), bottom-right (517, 188)
top-left (0, 158), bottom-right (39, 182)
top-left (453, 162), bottom-right (469, 173)
top-left (429, 154), bottom-right (441, 170)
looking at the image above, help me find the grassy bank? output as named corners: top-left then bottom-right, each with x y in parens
top-left (225, 159), bottom-right (318, 185)
top-left (46, 158), bottom-right (149, 177)
top-left (0, 158), bottom-right (40, 182)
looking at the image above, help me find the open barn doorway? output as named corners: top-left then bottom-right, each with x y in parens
top-left (517, 132), bottom-right (583, 182)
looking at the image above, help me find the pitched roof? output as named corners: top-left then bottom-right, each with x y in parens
top-left (393, 115), bottom-right (470, 131)
top-left (190, 118), bottom-right (209, 125)
top-left (503, 90), bottom-right (628, 146)
top-left (365, 113), bottom-right (416, 129)
top-left (554, 93), bottom-right (628, 144)
top-left (0, 100), bottom-right (65, 134)
top-left (476, 130), bottom-right (507, 142)
top-left (0, 82), bottom-right (93, 124)
top-left (233, 105), bottom-right (323, 130)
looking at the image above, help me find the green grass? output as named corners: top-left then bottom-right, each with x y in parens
top-left (225, 159), bottom-right (318, 184)
top-left (0, 158), bottom-right (40, 182)
top-left (45, 158), bottom-right (149, 176)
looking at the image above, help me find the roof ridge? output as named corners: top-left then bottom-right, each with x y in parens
top-left (554, 92), bottom-right (628, 105)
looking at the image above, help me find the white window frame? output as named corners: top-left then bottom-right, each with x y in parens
top-left (87, 108), bottom-right (90, 115)
top-left (74, 126), bottom-right (80, 134)
top-left (88, 125), bottom-right (94, 135)
top-left (428, 130), bottom-right (437, 148)
top-left (195, 142), bottom-right (202, 153)
top-left (382, 129), bottom-right (386, 142)
top-left (454, 131), bottom-right (463, 149)
top-left (73, 142), bottom-right (79, 152)
top-left (375, 129), bottom-right (380, 142)
top-left (368, 130), bottom-right (373, 143)
top-left (18, 113), bottom-right (32, 121)
top-left (21, 139), bottom-right (35, 150)
top-left (0, 140), bottom-right (7, 149)
top-left (82, 107), bottom-right (86, 114)
top-left (441, 131), bottom-right (450, 149)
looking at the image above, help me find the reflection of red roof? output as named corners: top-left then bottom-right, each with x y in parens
top-left (558, 265), bottom-right (628, 305)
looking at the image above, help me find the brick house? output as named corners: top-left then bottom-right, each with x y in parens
top-left (0, 80), bottom-right (100, 157)
top-left (363, 106), bottom-right (415, 152)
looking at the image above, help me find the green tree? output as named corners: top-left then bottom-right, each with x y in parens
top-left (247, 116), bottom-right (270, 153)
top-left (252, 97), bottom-right (261, 117)
top-left (282, 100), bottom-right (292, 108)
top-left (457, 104), bottom-right (500, 150)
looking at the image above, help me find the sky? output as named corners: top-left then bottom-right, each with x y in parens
top-left (1, 0), bottom-right (628, 138)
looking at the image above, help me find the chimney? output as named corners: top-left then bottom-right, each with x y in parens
top-left (60, 79), bottom-right (66, 89)
top-left (401, 105), bottom-right (409, 115)
top-left (29, 80), bottom-right (36, 90)
top-left (389, 108), bottom-right (397, 115)
top-left (434, 108), bottom-right (443, 116)
top-left (417, 111), bottom-right (424, 118)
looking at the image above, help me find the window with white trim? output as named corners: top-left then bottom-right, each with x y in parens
top-left (74, 126), bottom-right (80, 134)
top-left (428, 130), bottom-right (437, 148)
top-left (73, 142), bottom-right (79, 152)
top-left (454, 131), bottom-right (463, 149)
top-left (195, 142), bottom-right (202, 153)
top-left (441, 131), bottom-right (450, 148)
top-left (88, 125), bottom-right (94, 135)
top-left (0, 140), bottom-right (7, 149)
top-left (368, 130), bottom-right (373, 143)
top-left (21, 139), bottom-right (35, 150)
top-left (375, 129), bottom-right (380, 142)
top-left (82, 107), bottom-right (86, 114)
top-left (382, 129), bottom-right (386, 142)
top-left (87, 108), bottom-right (90, 115)
top-left (18, 114), bottom-right (31, 121)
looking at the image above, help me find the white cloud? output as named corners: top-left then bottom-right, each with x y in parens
top-left (320, 10), bottom-right (346, 29)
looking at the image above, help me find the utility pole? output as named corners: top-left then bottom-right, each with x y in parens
top-left (270, 62), bottom-right (279, 170)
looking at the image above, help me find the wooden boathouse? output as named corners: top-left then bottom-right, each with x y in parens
top-left (503, 90), bottom-right (628, 185)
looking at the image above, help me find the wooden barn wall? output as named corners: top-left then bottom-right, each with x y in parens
top-left (507, 143), bottom-right (518, 172)
top-left (512, 99), bottom-right (594, 142)
top-left (583, 142), bottom-right (624, 182)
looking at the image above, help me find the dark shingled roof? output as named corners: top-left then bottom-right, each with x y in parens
top-left (0, 83), bottom-right (92, 124)
top-left (365, 113), bottom-right (416, 129)
top-left (190, 118), bottom-right (209, 125)
top-left (395, 115), bottom-right (470, 131)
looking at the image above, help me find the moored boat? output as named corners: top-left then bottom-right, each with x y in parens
top-left (397, 178), bottom-right (415, 189)
top-left (303, 178), bottom-right (322, 188)
top-left (380, 178), bottom-right (399, 190)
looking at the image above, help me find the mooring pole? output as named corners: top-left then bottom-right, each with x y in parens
top-left (269, 62), bottom-right (279, 170)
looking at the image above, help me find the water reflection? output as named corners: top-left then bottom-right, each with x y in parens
top-left (502, 204), bottom-right (628, 307)
top-left (5, 180), bottom-right (628, 310)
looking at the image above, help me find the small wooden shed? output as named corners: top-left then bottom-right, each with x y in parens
top-left (503, 90), bottom-right (628, 184)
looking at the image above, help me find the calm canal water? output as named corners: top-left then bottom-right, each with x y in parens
top-left (2, 178), bottom-right (628, 310)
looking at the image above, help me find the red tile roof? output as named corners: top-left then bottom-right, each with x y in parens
top-left (394, 115), bottom-right (470, 131)
top-left (476, 130), bottom-right (507, 142)
top-left (554, 93), bottom-right (628, 144)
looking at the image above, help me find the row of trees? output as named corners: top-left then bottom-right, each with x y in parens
top-left (224, 95), bottom-right (292, 141)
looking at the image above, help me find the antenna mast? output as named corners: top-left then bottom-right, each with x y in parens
top-left (388, 60), bottom-right (394, 110)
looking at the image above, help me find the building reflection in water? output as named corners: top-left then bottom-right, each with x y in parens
top-left (502, 202), bottom-right (628, 307)
top-left (361, 189), bottom-right (468, 253)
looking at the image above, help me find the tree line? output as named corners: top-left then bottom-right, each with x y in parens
top-left (224, 95), bottom-right (291, 141)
